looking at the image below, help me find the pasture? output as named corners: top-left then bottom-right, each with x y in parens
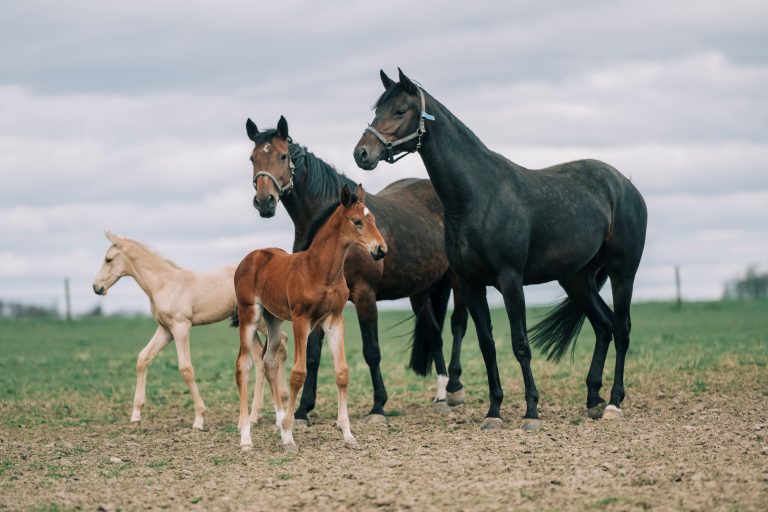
top-left (1, 300), bottom-right (766, 511)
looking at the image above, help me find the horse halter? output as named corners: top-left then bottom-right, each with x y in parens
top-left (253, 143), bottom-right (296, 197)
top-left (364, 87), bottom-right (436, 164)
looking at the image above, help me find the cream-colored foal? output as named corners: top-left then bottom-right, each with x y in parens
top-left (92, 230), bottom-right (288, 430)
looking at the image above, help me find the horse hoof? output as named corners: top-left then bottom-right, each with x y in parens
top-left (522, 419), bottom-right (541, 432)
top-left (294, 419), bottom-right (309, 429)
top-left (602, 405), bottom-right (623, 421)
top-left (446, 389), bottom-right (466, 407)
top-left (192, 419), bottom-right (204, 431)
top-left (365, 414), bottom-right (387, 425)
top-left (344, 439), bottom-right (359, 450)
top-left (240, 443), bottom-right (253, 452)
top-left (586, 401), bottom-right (607, 420)
top-left (480, 417), bottom-right (503, 430)
top-left (282, 443), bottom-right (297, 453)
top-left (129, 420), bottom-right (141, 428)
top-left (432, 400), bottom-right (451, 413)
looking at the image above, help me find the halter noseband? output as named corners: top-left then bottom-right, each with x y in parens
top-left (364, 87), bottom-right (435, 164)
top-left (253, 144), bottom-right (296, 197)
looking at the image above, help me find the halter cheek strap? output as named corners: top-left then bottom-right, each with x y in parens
top-left (253, 148), bottom-right (296, 197)
top-left (364, 87), bottom-right (435, 164)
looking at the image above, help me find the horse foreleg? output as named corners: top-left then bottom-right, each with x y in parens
top-left (131, 325), bottom-right (172, 424)
top-left (277, 317), bottom-right (308, 450)
top-left (170, 322), bottom-right (206, 430)
top-left (323, 314), bottom-right (356, 448)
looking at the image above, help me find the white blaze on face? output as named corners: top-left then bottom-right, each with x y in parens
top-left (363, 207), bottom-right (370, 217)
top-left (262, 143), bottom-right (271, 153)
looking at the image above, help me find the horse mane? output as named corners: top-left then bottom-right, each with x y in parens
top-left (295, 188), bottom-right (359, 252)
top-left (119, 238), bottom-right (181, 270)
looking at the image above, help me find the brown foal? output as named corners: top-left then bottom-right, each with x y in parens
top-left (234, 184), bottom-right (387, 450)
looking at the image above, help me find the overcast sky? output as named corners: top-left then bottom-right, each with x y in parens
top-left (1, 0), bottom-right (767, 314)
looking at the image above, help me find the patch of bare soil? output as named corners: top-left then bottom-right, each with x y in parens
top-left (1, 373), bottom-right (767, 511)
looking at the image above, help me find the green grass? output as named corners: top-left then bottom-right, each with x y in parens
top-left (0, 301), bottom-right (766, 427)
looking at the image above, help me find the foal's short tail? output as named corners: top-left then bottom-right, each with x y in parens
top-left (229, 307), bottom-right (240, 327)
top-left (529, 267), bottom-right (609, 362)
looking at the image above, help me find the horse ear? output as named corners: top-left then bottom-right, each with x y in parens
top-left (277, 115), bottom-right (289, 139)
top-left (380, 69), bottom-right (395, 90)
top-left (340, 184), bottom-right (354, 208)
top-left (398, 67), bottom-right (417, 94)
top-left (246, 118), bottom-right (258, 141)
top-left (354, 184), bottom-right (366, 204)
top-left (105, 229), bottom-right (120, 246)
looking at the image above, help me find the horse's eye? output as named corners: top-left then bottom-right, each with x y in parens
top-left (105, 258), bottom-right (112, 263)
top-left (395, 108), bottom-right (407, 116)
top-left (353, 219), bottom-right (363, 227)
top-left (280, 154), bottom-right (287, 161)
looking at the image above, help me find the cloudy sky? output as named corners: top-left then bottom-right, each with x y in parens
top-left (1, 0), bottom-right (767, 314)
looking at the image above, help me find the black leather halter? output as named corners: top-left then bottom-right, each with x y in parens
top-left (364, 87), bottom-right (435, 164)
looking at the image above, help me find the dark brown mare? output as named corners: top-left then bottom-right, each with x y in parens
top-left (244, 116), bottom-right (469, 423)
top-left (234, 185), bottom-right (386, 450)
top-left (354, 69), bottom-right (648, 429)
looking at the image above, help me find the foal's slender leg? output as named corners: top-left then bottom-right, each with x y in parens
top-left (352, 287), bottom-right (388, 420)
top-left (323, 314), bottom-right (356, 447)
top-left (131, 325), bottom-right (172, 423)
top-left (499, 271), bottom-right (540, 429)
top-left (249, 324), bottom-right (267, 424)
top-left (461, 281), bottom-right (504, 428)
top-left (169, 321), bottom-right (207, 430)
top-left (275, 316), bottom-right (309, 449)
top-left (236, 306), bottom-right (258, 449)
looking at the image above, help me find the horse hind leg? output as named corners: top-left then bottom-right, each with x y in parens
top-left (169, 322), bottom-right (208, 430)
top-left (323, 314), bottom-right (356, 448)
top-left (603, 274), bottom-right (636, 421)
top-left (446, 273), bottom-right (468, 406)
top-left (236, 304), bottom-right (261, 449)
top-left (264, 312), bottom-right (295, 450)
top-left (249, 319), bottom-right (268, 424)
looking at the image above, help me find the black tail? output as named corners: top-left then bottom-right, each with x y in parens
top-left (229, 307), bottom-right (239, 327)
top-left (529, 267), bottom-right (609, 362)
top-left (408, 275), bottom-right (451, 376)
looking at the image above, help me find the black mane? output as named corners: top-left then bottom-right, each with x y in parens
top-left (294, 188), bottom-right (359, 252)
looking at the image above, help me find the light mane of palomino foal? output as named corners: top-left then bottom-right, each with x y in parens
top-left (92, 230), bottom-right (288, 430)
top-left (234, 184), bottom-right (387, 451)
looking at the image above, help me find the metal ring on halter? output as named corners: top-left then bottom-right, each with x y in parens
top-left (364, 87), bottom-right (434, 164)
top-left (253, 155), bottom-right (296, 197)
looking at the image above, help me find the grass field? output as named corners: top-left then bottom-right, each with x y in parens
top-left (1, 300), bottom-right (767, 510)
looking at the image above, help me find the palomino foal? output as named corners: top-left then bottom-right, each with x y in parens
top-left (235, 184), bottom-right (387, 451)
top-left (92, 231), bottom-right (288, 430)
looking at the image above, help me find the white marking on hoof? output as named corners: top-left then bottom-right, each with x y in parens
top-left (435, 374), bottom-right (448, 402)
top-left (432, 400), bottom-right (451, 413)
top-left (240, 424), bottom-right (252, 448)
top-left (280, 430), bottom-right (295, 446)
top-left (480, 417), bottom-right (503, 430)
top-left (275, 410), bottom-right (286, 433)
top-left (522, 418), bottom-right (541, 432)
top-left (293, 418), bottom-right (309, 429)
top-left (587, 401), bottom-right (607, 420)
top-left (130, 411), bottom-right (141, 423)
top-left (602, 404), bottom-right (623, 420)
top-left (192, 417), bottom-right (204, 430)
top-left (365, 414), bottom-right (387, 425)
top-left (446, 388), bottom-right (466, 407)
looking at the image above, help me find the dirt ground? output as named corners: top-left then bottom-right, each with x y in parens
top-left (2, 367), bottom-right (766, 512)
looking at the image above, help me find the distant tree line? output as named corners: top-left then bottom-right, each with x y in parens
top-left (723, 266), bottom-right (768, 300)
top-left (0, 300), bottom-right (104, 319)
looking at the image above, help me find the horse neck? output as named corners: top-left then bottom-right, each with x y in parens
top-left (417, 94), bottom-right (521, 215)
top-left (303, 209), bottom-right (352, 286)
top-left (120, 244), bottom-right (180, 297)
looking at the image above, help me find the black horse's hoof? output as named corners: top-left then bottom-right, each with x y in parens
top-left (586, 401), bottom-right (607, 420)
top-left (480, 417), bottom-right (503, 430)
top-left (446, 388), bottom-right (466, 407)
top-left (365, 413), bottom-right (387, 424)
top-left (432, 400), bottom-right (451, 413)
top-left (522, 418), bottom-right (541, 432)
top-left (294, 418), bottom-right (309, 429)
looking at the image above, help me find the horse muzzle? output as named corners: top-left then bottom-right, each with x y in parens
top-left (253, 194), bottom-right (277, 218)
top-left (93, 284), bottom-right (106, 296)
top-left (371, 245), bottom-right (387, 261)
top-left (353, 140), bottom-right (381, 171)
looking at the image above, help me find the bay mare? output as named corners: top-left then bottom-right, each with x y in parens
top-left (92, 230), bottom-right (288, 430)
top-left (245, 115), bottom-right (469, 423)
top-left (234, 185), bottom-right (387, 450)
top-left (354, 69), bottom-right (647, 429)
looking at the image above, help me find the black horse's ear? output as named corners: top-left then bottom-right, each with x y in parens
top-left (340, 184), bottom-right (354, 208)
top-left (354, 184), bottom-right (366, 204)
top-left (380, 69), bottom-right (395, 90)
top-left (246, 118), bottom-right (258, 141)
top-left (398, 67), bottom-right (417, 94)
top-left (277, 115), bottom-right (289, 139)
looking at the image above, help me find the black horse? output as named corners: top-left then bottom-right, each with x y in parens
top-left (244, 115), bottom-right (468, 422)
top-left (354, 69), bottom-right (647, 429)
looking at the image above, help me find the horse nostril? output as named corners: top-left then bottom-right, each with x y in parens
top-left (358, 147), bottom-right (368, 162)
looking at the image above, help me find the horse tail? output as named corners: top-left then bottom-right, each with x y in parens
top-left (529, 267), bottom-right (609, 362)
top-left (229, 307), bottom-right (239, 328)
top-left (408, 275), bottom-right (451, 376)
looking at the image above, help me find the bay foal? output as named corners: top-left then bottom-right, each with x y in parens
top-left (235, 185), bottom-right (387, 451)
top-left (92, 231), bottom-right (288, 430)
